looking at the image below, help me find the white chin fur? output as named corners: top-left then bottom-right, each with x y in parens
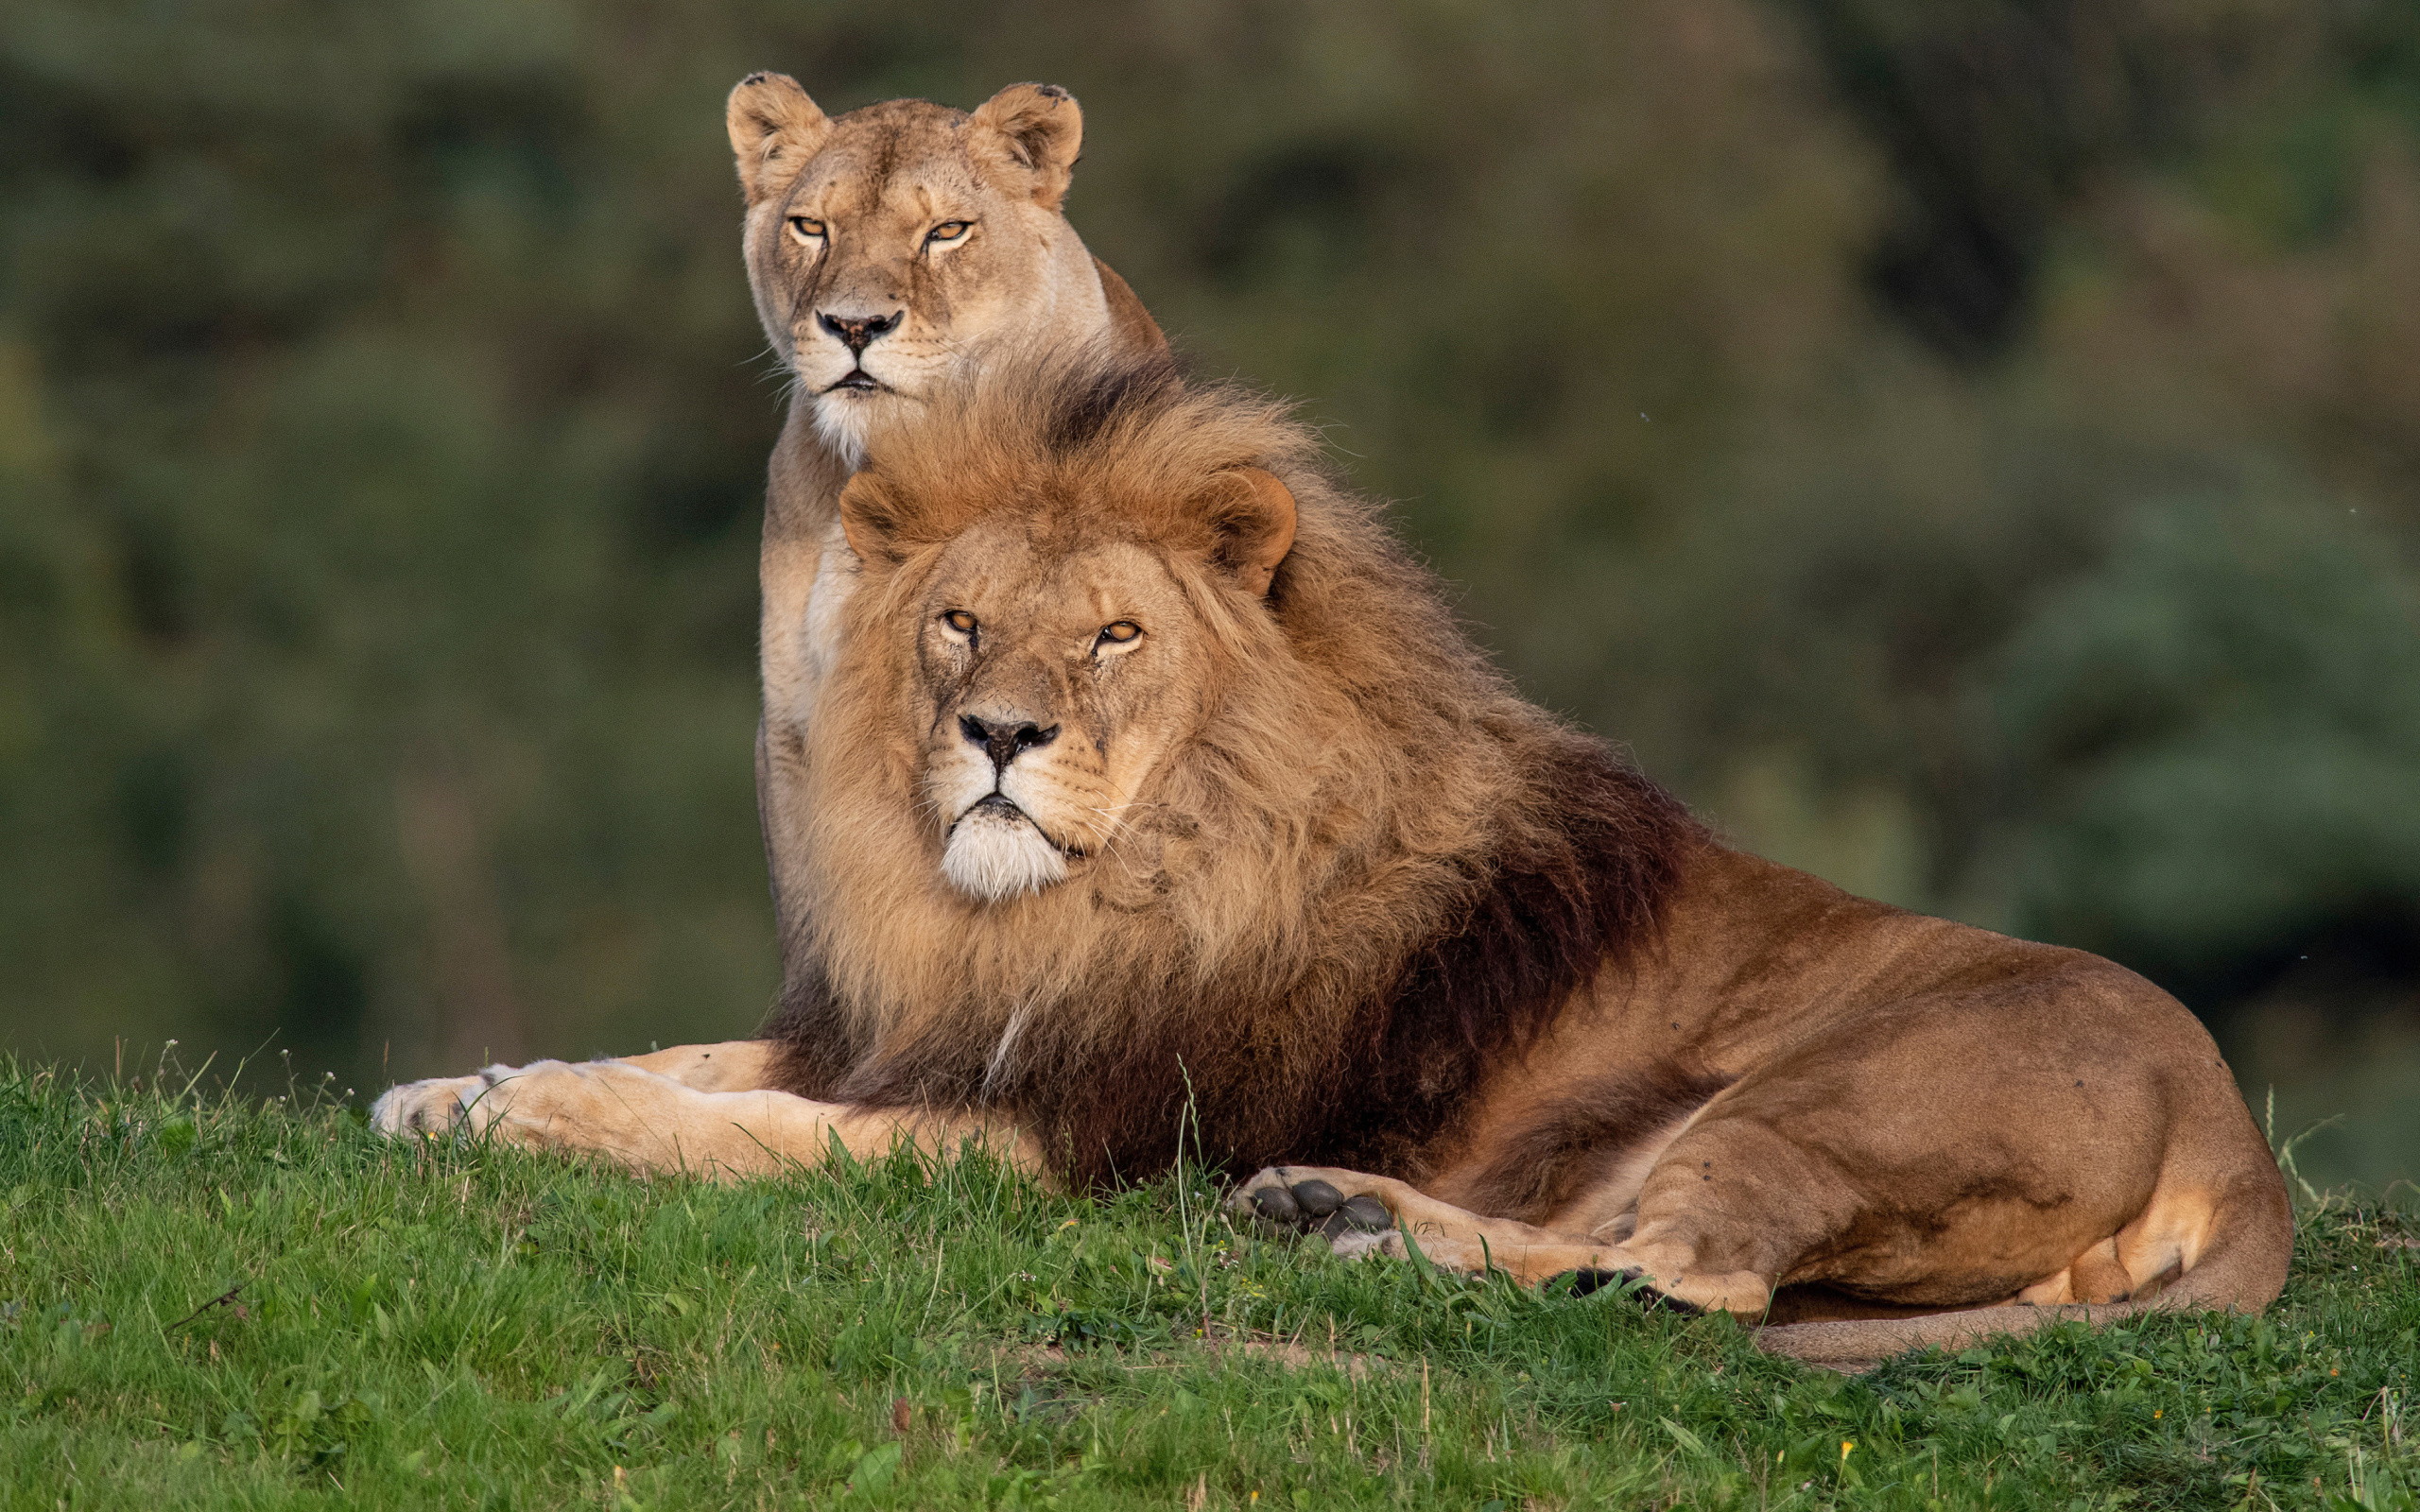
top-left (810, 392), bottom-right (872, 469)
top-left (943, 807), bottom-right (1068, 902)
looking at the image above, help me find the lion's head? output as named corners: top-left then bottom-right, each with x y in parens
top-left (726, 75), bottom-right (1118, 468)
top-left (849, 424), bottom-right (1298, 905)
top-left (768, 352), bottom-right (1700, 1184)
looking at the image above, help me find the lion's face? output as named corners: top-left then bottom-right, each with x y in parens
top-left (908, 521), bottom-right (1206, 902)
top-left (835, 425), bottom-right (1301, 904)
top-left (727, 77), bottom-right (1110, 468)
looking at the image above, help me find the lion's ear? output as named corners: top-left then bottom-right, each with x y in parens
top-left (969, 83), bottom-right (1083, 211)
top-left (728, 72), bottom-right (831, 204)
top-left (1209, 468), bottom-right (1298, 598)
top-left (837, 472), bottom-right (911, 569)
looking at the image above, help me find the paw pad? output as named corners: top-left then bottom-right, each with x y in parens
top-left (1246, 1177), bottom-right (1392, 1239)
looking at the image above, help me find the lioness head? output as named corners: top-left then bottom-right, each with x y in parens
top-left (835, 364), bottom-right (1299, 903)
top-left (727, 75), bottom-right (1115, 468)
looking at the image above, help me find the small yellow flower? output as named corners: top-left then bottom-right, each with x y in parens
top-left (1841, 1440), bottom-right (1856, 1463)
top-left (2153, 1410), bottom-right (2163, 1419)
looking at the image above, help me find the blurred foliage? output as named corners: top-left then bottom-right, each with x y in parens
top-left (2, 1), bottom-right (2415, 1178)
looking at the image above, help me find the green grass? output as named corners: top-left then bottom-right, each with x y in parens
top-left (4, 1058), bottom-right (2415, 1510)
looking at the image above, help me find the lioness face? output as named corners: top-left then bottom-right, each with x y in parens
top-left (908, 521), bottom-right (1204, 902)
top-left (728, 77), bottom-right (1104, 468)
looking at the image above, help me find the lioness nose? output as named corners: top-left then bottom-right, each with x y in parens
top-left (959, 713), bottom-right (1058, 773)
top-left (818, 309), bottom-right (903, 355)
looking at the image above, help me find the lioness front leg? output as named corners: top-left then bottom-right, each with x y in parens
top-left (1231, 1165), bottom-right (1773, 1315)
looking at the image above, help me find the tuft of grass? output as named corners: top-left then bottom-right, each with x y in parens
top-left (3, 1057), bottom-right (2416, 1509)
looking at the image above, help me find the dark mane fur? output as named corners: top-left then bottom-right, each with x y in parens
top-left (761, 350), bottom-right (1705, 1188)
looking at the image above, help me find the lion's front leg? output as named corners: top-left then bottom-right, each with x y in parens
top-left (370, 1040), bottom-right (778, 1141)
top-left (617, 1040), bottom-right (781, 1092)
top-left (372, 1059), bottom-right (1043, 1183)
top-left (372, 1059), bottom-right (833, 1178)
top-left (370, 1069), bottom-right (494, 1138)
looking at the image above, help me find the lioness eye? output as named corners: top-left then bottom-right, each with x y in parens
top-left (942, 610), bottom-right (978, 637)
top-left (786, 216), bottom-right (825, 243)
top-left (925, 220), bottom-right (972, 246)
top-left (1097, 621), bottom-right (1142, 646)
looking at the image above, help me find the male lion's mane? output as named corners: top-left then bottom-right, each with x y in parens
top-left (763, 352), bottom-right (1703, 1186)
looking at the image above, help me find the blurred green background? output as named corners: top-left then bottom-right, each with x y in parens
top-left (4, 0), bottom-right (2415, 1193)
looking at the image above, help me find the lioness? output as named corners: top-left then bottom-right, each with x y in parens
top-left (725, 72), bottom-right (1167, 963)
top-left (373, 353), bottom-right (2291, 1369)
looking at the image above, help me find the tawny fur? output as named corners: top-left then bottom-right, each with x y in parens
top-left (374, 352), bottom-right (2292, 1372)
top-left (762, 354), bottom-right (1693, 1187)
top-left (726, 73), bottom-right (1168, 976)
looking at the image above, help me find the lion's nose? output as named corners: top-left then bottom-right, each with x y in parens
top-left (818, 309), bottom-right (904, 355)
top-left (959, 713), bottom-right (1058, 774)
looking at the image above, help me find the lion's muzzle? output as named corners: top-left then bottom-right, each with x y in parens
top-left (959, 713), bottom-right (1059, 772)
top-left (942, 796), bottom-right (1069, 901)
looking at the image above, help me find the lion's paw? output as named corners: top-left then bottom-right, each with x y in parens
top-left (1562, 1266), bottom-right (1703, 1313)
top-left (368, 1065), bottom-right (518, 1139)
top-left (1229, 1166), bottom-right (1395, 1241)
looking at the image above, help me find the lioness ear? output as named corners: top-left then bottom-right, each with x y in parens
top-left (727, 72), bottom-right (830, 205)
top-left (1210, 468), bottom-right (1297, 598)
top-left (838, 472), bottom-right (908, 569)
top-left (969, 83), bottom-right (1083, 211)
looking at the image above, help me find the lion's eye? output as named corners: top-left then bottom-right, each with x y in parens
top-left (925, 220), bottom-right (972, 247)
top-left (942, 610), bottom-right (978, 638)
top-left (1096, 621), bottom-right (1142, 648)
top-left (787, 215), bottom-right (826, 244)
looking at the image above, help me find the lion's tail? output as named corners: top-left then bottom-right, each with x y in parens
top-left (1751, 1173), bottom-right (2295, 1372)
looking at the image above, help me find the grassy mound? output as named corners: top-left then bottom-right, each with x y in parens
top-left (4, 1059), bottom-right (2414, 1509)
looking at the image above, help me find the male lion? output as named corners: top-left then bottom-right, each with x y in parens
top-left (373, 353), bottom-right (2291, 1369)
top-left (724, 72), bottom-right (1167, 969)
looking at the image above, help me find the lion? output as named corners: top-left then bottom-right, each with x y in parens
top-left (372, 351), bottom-right (2292, 1370)
top-left (724, 72), bottom-right (1168, 966)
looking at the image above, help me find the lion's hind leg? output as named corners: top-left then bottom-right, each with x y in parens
top-left (1232, 1165), bottom-right (1568, 1248)
top-left (1336, 1231), bottom-right (1724, 1312)
top-left (1230, 1165), bottom-right (1773, 1314)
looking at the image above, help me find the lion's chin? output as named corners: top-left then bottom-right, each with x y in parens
top-left (942, 803), bottom-right (1069, 902)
